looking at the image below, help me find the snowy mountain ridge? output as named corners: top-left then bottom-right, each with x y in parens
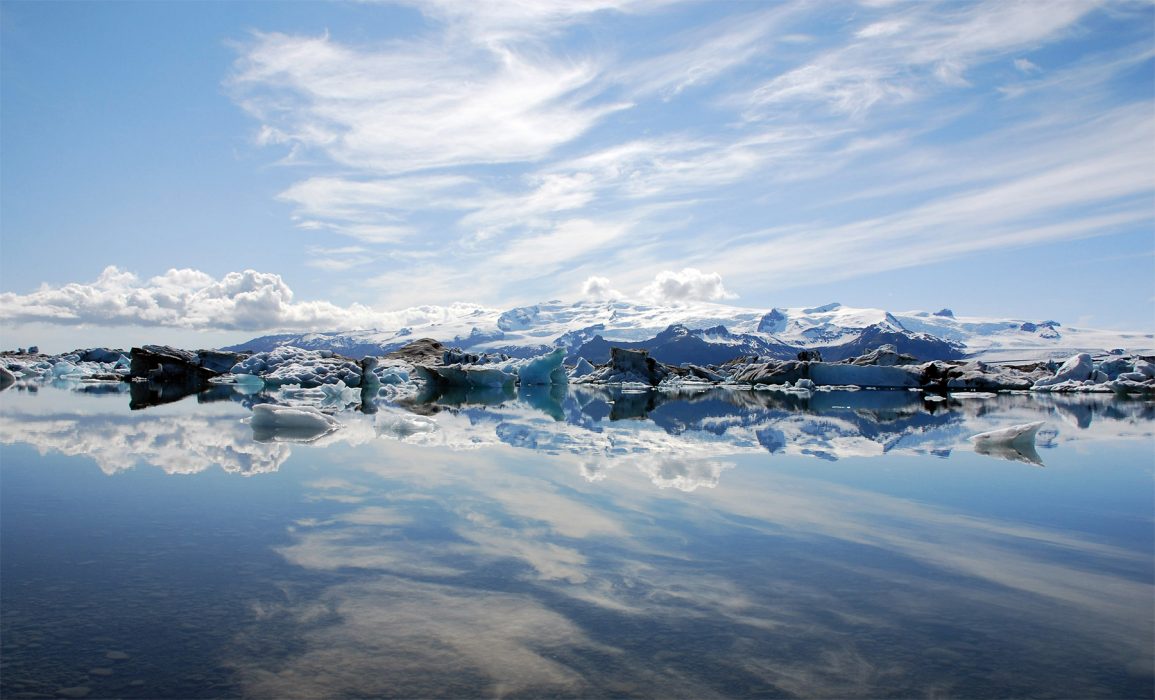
top-left (227, 299), bottom-right (1154, 363)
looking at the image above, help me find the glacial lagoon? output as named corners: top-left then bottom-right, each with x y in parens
top-left (1, 383), bottom-right (1152, 699)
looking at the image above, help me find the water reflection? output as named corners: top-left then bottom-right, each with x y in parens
top-left (1, 385), bottom-right (1152, 698)
top-left (1, 383), bottom-right (1153, 478)
top-left (231, 435), bottom-right (1154, 698)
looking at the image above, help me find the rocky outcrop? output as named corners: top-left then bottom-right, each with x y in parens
top-left (847, 344), bottom-right (918, 366)
top-left (130, 345), bottom-right (246, 385)
top-left (385, 338), bottom-right (450, 365)
top-left (728, 359), bottom-right (808, 386)
top-left (574, 348), bottom-right (673, 386)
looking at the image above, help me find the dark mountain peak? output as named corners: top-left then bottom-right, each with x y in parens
top-left (757, 308), bottom-right (789, 334)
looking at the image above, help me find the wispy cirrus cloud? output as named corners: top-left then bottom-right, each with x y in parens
top-left (229, 30), bottom-right (625, 175)
top-left (54, 0), bottom-right (1135, 327)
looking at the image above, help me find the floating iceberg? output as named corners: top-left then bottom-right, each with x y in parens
top-left (969, 421), bottom-right (1045, 445)
top-left (232, 347), bottom-right (365, 388)
top-left (515, 348), bottom-right (567, 386)
top-left (809, 363), bottom-right (921, 389)
top-left (249, 404), bottom-right (342, 443)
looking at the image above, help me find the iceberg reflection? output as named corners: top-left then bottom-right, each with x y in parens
top-left (1, 385), bottom-right (1152, 479)
top-left (1, 385), bottom-right (1151, 698)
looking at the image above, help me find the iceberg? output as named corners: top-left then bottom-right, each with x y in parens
top-left (969, 421), bottom-right (1045, 446)
top-left (249, 404), bottom-right (342, 443)
top-left (232, 347), bottom-right (364, 388)
top-left (570, 357), bottom-right (595, 378)
top-left (1032, 353), bottom-right (1094, 389)
top-left (515, 348), bottom-right (567, 386)
top-left (0, 365), bottom-right (16, 390)
top-left (375, 412), bottom-right (439, 439)
top-left (809, 363), bottom-right (921, 389)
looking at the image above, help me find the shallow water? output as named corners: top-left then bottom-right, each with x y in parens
top-left (1, 383), bottom-right (1152, 698)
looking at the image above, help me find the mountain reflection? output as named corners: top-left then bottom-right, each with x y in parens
top-left (0, 384), bottom-right (1152, 481)
top-left (1, 385), bottom-right (1152, 698)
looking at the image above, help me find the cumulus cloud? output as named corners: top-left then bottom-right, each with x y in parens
top-left (579, 276), bottom-right (623, 301)
top-left (638, 268), bottom-right (736, 305)
top-left (0, 266), bottom-right (383, 332)
top-left (635, 456), bottom-right (733, 492)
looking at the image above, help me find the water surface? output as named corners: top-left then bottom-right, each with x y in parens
top-left (2, 384), bottom-right (1152, 698)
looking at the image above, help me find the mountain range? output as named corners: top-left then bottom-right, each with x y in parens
top-left (226, 300), bottom-right (1153, 366)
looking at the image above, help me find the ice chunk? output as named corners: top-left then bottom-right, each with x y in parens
top-left (974, 440), bottom-right (1044, 466)
top-left (969, 421), bottom-right (1045, 446)
top-left (320, 380), bottom-right (361, 407)
top-left (231, 347), bottom-right (363, 388)
top-left (232, 373), bottom-right (266, 394)
top-left (376, 412), bottom-right (438, 439)
top-left (1033, 353), bottom-right (1093, 389)
top-left (809, 363), bottom-right (921, 388)
top-left (515, 348), bottom-right (567, 386)
top-left (249, 404), bottom-right (342, 443)
top-left (570, 357), bottom-right (595, 378)
top-left (0, 366), bottom-right (16, 390)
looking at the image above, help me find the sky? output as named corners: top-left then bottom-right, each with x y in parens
top-left (1, 0), bottom-right (1152, 352)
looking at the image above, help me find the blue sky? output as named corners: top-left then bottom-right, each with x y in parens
top-left (1, 0), bottom-right (1152, 351)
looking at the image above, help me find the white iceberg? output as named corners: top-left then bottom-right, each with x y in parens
top-left (570, 357), bottom-right (595, 378)
top-left (969, 421), bottom-right (1045, 446)
top-left (249, 404), bottom-right (342, 443)
top-left (1032, 353), bottom-right (1093, 390)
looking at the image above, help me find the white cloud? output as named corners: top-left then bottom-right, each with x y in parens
top-left (638, 268), bottom-right (736, 304)
top-left (634, 456), bottom-right (733, 492)
top-left (745, 0), bottom-right (1093, 118)
top-left (209, 0), bottom-right (1150, 320)
top-left (579, 276), bottom-right (622, 300)
top-left (230, 31), bottom-right (626, 175)
top-left (0, 408), bottom-right (291, 476)
top-left (1013, 57), bottom-right (1041, 73)
top-left (0, 266), bottom-right (383, 332)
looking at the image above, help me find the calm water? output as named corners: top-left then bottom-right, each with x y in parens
top-left (1, 383), bottom-right (1152, 699)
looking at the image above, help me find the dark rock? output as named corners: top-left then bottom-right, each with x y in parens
top-left (385, 338), bottom-right (449, 365)
top-left (933, 308), bottom-right (955, 318)
top-left (609, 347), bottom-right (670, 386)
top-left (127, 345), bottom-right (246, 409)
top-left (729, 359), bottom-right (807, 385)
top-left (0, 365), bottom-right (16, 390)
top-left (130, 345), bottom-right (202, 380)
top-left (797, 349), bottom-right (823, 362)
top-left (198, 350), bottom-right (245, 374)
top-left (847, 344), bottom-right (918, 366)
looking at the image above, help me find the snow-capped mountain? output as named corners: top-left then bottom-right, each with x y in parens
top-left (227, 299), bottom-right (1153, 363)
